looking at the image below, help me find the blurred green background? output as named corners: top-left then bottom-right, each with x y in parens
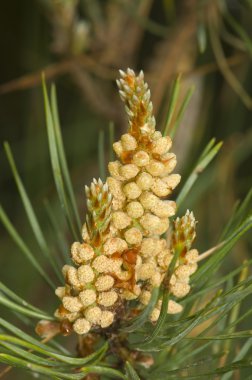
top-left (0, 0), bottom-right (252, 378)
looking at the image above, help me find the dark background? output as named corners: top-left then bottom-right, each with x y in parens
top-left (0, 1), bottom-right (252, 378)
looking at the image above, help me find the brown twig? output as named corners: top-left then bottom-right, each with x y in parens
top-left (0, 366), bottom-right (11, 379)
top-left (148, 0), bottom-right (198, 113)
top-left (0, 55), bottom-right (116, 96)
top-left (101, 0), bottom-right (153, 68)
top-left (0, 52), bottom-right (247, 98)
top-left (187, 53), bottom-right (246, 79)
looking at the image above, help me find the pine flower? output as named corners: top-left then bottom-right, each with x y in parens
top-left (54, 179), bottom-right (124, 334)
top-left (172, 209), bottom-right (197, 255)
top-left (167, 210), bottom-right (199, 311)
top-left (150, 211), bottom-right (198, 322)
top-left (54, 69), bottom-right (199, 334)
top-left (108, 69), bottom-right (182, 303)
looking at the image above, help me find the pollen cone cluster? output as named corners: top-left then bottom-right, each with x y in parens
top-left (147, 210), bottom-right (199, 322)
top-left (54, 69), bottom-right (199, 335)
top-left (108, 69), bottom-right (181, 302)
top-left (55, 179), bottom-right (124, 334)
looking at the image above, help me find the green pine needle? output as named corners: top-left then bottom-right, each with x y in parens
top-left (42, 75), bottom-right (80, 241)
top-left (0, 206), bottom-right (55, 290)
top-left (3, 142), bottom-right (62, 282)
top-left (176, 138), bottom-right (223, 210)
